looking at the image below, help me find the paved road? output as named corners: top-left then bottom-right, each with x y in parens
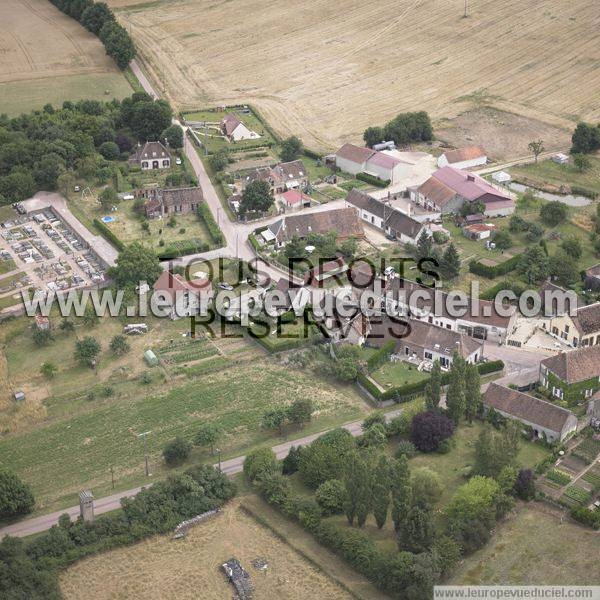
top-left (474, 150), bottom-right (567, 176)
top-left (0, 409), bottom-right (402, 539)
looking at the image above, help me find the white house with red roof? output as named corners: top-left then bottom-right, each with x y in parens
top-left (334, 143), bottom-right (409, 184)
top-left (220, 114), bottom-right (260, 142)
top-left (153, 271), bottom-right (214, 320)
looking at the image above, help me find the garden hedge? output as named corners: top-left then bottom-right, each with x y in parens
top-left (469, 254), bottom-right (522, 279)
top-left (197, 203), bottom-right (224, 246)
top-left (356, 172), bottom-right (390, 188)
top-left (366, 340), bottom-right (396, 373)
top-left (93, 218), bottom-right (125, 251)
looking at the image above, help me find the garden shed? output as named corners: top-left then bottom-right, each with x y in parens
top-left (144, 349), bottom-right (159, 366)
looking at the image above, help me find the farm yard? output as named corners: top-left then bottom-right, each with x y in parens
top-left (0, 0), bottom-right (133, 115)
top-left (110, 0), bottom-right (599, 152)
top-left (0, 313), bottom-right (371, 514)
top-left (59, 499), bottom-right (369, 600)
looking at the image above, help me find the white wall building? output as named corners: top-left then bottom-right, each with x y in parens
top-left (437, 146), bottom-right (487, 170)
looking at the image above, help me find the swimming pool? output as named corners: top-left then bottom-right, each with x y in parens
top-left (101, 216), bottom-right (115, 223)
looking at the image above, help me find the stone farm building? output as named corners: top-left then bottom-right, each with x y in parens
top-left (546, 301), bottom-right (600, 347)
top-left (349, 263), bottom-right (517, 343)
top-left (220, 114), bottom-right (259, 142)
top-left (334, 143), bottom-right (410, 184)
top-left (129, 141), bottom-right (172, 170)
top-left (539, 345), bottom-right (600, 404)
top-left (411, 166), bottom-right (514, 216)
top-left (244, 160), bottom-right (309, 195)
top-left (484, 383), bottom-right (578, 443)
top-left (266, 207), bottom-right (364, 247)
top-left (366, 314), bottom-right (484, 367)
top-left (142, 187), bottom-right (204, 218)
top-left (437, 146), bottom-right (487, 170)
top-left (345, 188), bottom-right (425, 244)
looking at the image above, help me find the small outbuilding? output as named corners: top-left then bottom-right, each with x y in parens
top-left (14, 391), bottom-right (25, 402)
top-left (144, 349), bottom-right (159, 366)
top-left (491, 171), bottom-right (511, 185)
top-left (552, 153), bottom-right (569, 165)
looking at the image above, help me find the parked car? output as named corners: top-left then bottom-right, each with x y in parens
top-left (218, 282), bottom-right (234, 291)
top-left (175, 157), bottom-right (182, 165)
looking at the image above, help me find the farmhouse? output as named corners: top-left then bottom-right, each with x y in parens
top-left (245, 160), bottom-right (308, 195)
top-left (129, 141), bottom-right (172, 170)
top-left (267, 207), bottom-right (364, 247)
top-left (220, 114), bottom-right (260, 141)
top-left (539, 345), bottom-right (600, 404)
top-left (437, 146), bottom-right (487, 169)
top-left (153, 270), bottom-right (213, 320)
top-left (411, 166), bottom-right (514, 216)
top-left (334, 143), bottom-right (409, 184)
top-left (143, 187), bottom-right (204, 218)
top-left (546, 301), bottom-right (600, 347)
top-left (349, 264), bottom-right (517, 343)
top-left (366, 315), bottom-right (484, 367)
top-left (484, 383), bottom-right (578, 443)
top-left (345, 188), bottom-right (425, 244)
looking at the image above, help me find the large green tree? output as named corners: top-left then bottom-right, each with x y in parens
top-left (446, 353), bottom-right (466, 424)
top-left (280, 136), bottom-right (303, 162)
top-left (372, 454), bottom-right (392, 529)
top-left (240, 179), bottom-right (273, 216)
top-left (398, 503), bottom-right (435, 553)
top-left (0, 470), bottom-right (35, 519)
top-left (440, 243), bottom-right (461, 280)
top-left (390, 455), bottom-right (411, 532)
top-left (424, 360), bottom-right (441, 411)
top-left (464, 363), bottom-right (482, 424)
top-left (110, 242), bottom-right (162, 287)
top-left (343, 450), bottom-right (372, 527)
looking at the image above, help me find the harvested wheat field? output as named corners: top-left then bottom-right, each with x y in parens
top-left (60, 500), bottom-right (355, 600)
top-left (110, 0), bottom-right (600, 151)
top-left (0, 0), bottom-right (133, 115)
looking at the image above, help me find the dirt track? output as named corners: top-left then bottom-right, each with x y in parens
top-left (111, 0), bottom-right (600, 151)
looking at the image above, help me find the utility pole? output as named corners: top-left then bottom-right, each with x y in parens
top-left (138, 431), bottom-right (151, 476)
top-left (216, 448), bottom-right (222, 472)
top-left (464, 0), bottom-right (468, 18)
top-left (110, 466), bottom-right (115, 490)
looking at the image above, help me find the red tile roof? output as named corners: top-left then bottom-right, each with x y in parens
top-left (336, 143), bottom-right (376, 164)
top-left (442, 146), bottom-right (486, 164)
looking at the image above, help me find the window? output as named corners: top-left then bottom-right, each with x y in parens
top-left (142, 161), bottom-right (148, 169)
top-left (424, 351), bottom-right (433, 360)
top-left (552, 387), bottom-right (563, 399)
top-left (565, 325), bottom-right (570, 333)
top-left (585, 389), bottom-right (594, 398)
top-left (405, 347), bottom-right (410, 355)
top-left (552, 326), bottom-right (558, 335)
top-left (440, 357), bottom-right (448, 367)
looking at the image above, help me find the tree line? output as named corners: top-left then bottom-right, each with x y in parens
top-left (0, 92), bottom-right (175, 205)
top-left (49, 0), bottom-right (135, 69)
top-left (363, 111), bottom-right (433, 148)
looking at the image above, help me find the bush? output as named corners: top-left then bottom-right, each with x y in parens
top-left (315, 479), bottom-right (346, 515)
top-left (410, 411), bottom-right (454, 453)
top-left (243, 447), bottom-right (280, 482)
top-left (99, 141), bottom-right (120, 160)
top-left (395, 440), bottom-right (417, 458)
top-left (366, 340), bottom-right (396, 372)
top-left (162, 437), bottom-right (192, 467)
top-left (540, 201), bottom-right (568, 226)
top-left (0, 469), bottom-right (35, 519)
top-left (570, 506), bottom-right (600, 529)
top-left (469, 254), bottom-right (522, 279)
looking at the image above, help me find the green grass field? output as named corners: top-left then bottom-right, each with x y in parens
top-left (184, 108), bottom-right (276, 153)
top-left (511, 157), bottom-right (600, 196)
top-left (0, 72), bottom-right (133, 117)
top-left (451, 504), bottom-right (600, 585)
top-left (371, 361), bottom-right (429, 389)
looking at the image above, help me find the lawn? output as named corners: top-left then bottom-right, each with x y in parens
top-left (60, 499), bottom-right (359, 600)
top-left (511, 157), bottom-right (600, 197)
top-left (183, 107), bottom-right (276, 154)
top-left (451, 503), bottom-right (600, 586)
top-left (0, 259), bottom-right (16, 275)
top-left (0, 313), bottom-right (371, 514)
top-left (371, 360), bottom-right (429, 389)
